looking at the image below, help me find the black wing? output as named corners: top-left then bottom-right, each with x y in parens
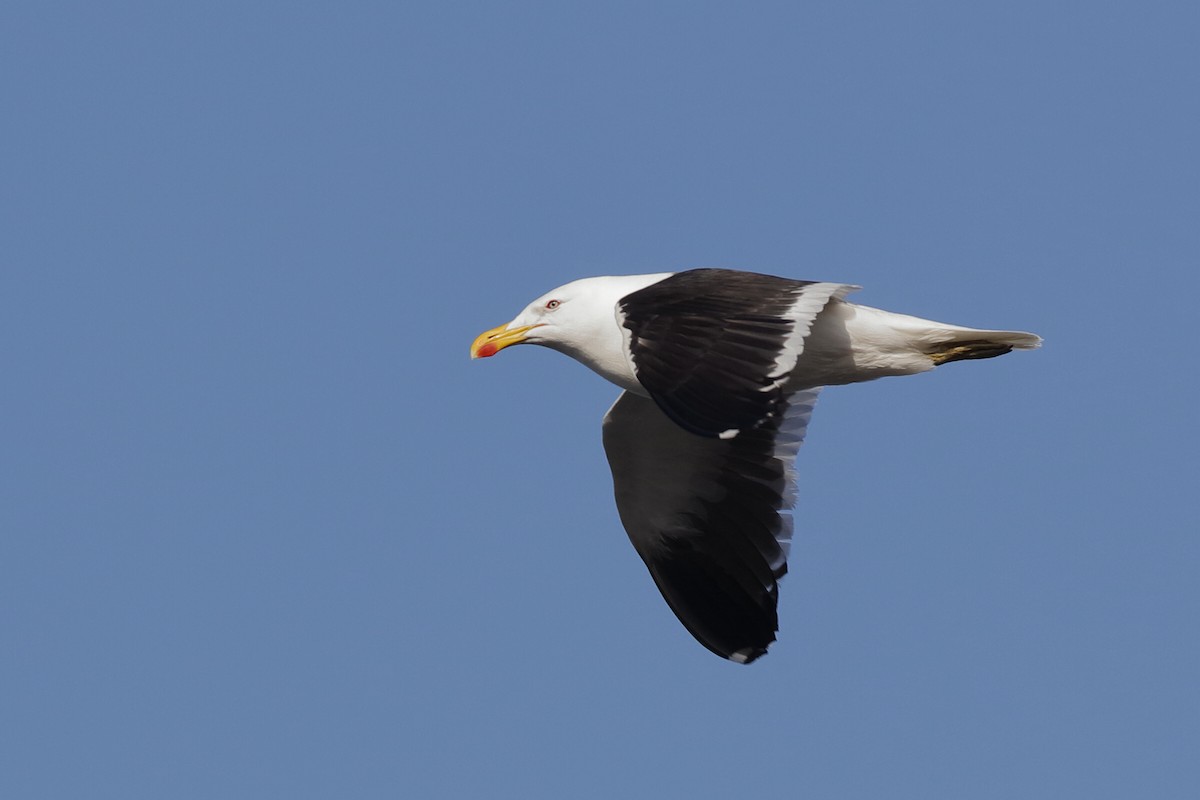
top-left (617, 269), bottom-right (850, 439)
top-left (602, 388), bottom-right (819, 663)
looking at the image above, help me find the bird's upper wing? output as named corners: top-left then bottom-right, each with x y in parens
top-left (616, 268), bottom-right (855, 438)
top-left (601, 386), bottom-right (820, 663)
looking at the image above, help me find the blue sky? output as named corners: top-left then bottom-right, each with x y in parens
top-left (2, 2), bottom-right (1197, 797)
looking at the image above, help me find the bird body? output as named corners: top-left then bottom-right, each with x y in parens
top-left (471, 268), bottom-right (1039, 663)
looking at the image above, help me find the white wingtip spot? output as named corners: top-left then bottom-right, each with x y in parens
top-left (718, 428), bottom-right (740, 440)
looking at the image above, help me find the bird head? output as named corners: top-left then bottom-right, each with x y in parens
top-left (470, 276), bottom-right (653, 360)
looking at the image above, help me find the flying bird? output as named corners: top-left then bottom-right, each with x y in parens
top-left (470, 268), bottom-right (1040, 664)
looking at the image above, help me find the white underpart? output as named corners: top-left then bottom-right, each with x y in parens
top-left (767, 283), bottom-right (860, 389)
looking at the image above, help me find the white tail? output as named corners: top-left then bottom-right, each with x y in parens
top-left (796, 299), bottom-right (1041, 387)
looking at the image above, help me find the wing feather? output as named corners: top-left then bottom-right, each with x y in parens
top-left (601, 387), bottom-right (821, 663)
top-left (617, 268), bottom-right (854, 438)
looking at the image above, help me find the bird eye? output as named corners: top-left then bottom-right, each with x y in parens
top-left (545, 299), bottom-right (561, 310)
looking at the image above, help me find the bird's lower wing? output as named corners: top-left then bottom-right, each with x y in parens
top-left (601, 387), bottom-right (820, 663)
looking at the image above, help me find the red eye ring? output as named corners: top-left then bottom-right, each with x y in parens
top-left (545, 299), bottom-right (561, 310)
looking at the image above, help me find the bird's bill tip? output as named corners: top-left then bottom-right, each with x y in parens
top-left (470, 323), bottom-right (541, 359)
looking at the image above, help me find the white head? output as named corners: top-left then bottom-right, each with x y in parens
top-left (470, 273), bottom-right (672, 389)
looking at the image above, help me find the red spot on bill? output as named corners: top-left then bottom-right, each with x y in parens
top-left (476, 342), bottom-right (498, 358)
